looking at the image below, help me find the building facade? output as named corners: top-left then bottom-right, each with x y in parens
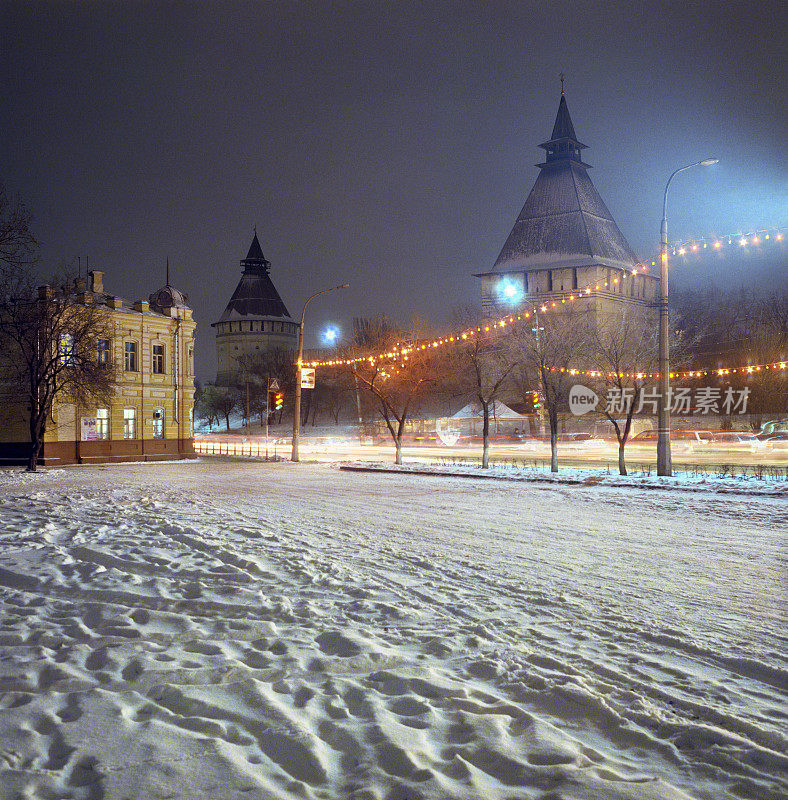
top-left (476, 91), bottom-right (658, 321)
top-left (0, 270), bottom-right (197, 466)
top-left (212, 233), bottom-right (298, 385)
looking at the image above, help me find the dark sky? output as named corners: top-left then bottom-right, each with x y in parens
top-left (2, 0), bottom-right (786, 379)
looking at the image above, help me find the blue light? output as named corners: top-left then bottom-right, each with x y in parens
top-left (497, 278), bottom-right (522, 304)
top-left (323, 326), bottom-right (339, 344)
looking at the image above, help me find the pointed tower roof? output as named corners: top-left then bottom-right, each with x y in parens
top-left (213, 233), bottom-right (293, 323)
top-left (245, 231), bottom-right (266, 262)
top-left (484, 92), bottom-right (638, 274)
top-left (549, 92), bottom-right (579, 142)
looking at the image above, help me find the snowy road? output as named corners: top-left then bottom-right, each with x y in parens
top-left (0, 460), bottom-right (785, 800)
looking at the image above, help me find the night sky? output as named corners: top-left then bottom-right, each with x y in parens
top-left (3, 1), bottom-right (786, 379)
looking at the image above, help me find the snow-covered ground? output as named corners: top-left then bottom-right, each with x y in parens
top-left (0, 460), bottom-right (785, 800)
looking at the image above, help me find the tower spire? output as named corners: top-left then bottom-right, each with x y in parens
top-left (539, 89), bottom-right (587, 165)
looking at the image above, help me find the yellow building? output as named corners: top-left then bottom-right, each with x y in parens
top-left (0, 270), bottom-right (197, 465)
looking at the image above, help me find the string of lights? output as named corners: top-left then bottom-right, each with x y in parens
top-left (308, 226), bottom-right (786, 374)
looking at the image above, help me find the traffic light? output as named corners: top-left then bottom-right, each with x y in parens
top-left (274, 391), bottom-right (284, 411)
top-left (531, 390), bottom-right (542, 412)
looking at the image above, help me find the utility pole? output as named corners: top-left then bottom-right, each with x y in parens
top-left (292, 283), bottom-right (349, 462)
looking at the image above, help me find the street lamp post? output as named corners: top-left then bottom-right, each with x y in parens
top-left (657, 158), bottom-right (719, 476)
top-left (291, 284), bottom-right (349, 462)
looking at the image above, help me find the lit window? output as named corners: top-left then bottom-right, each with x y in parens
top-left (58, 333), bottom-right (75, 366)
top-left (124, 342), bottom-right (137, 371)
top-left (152, 343), bottom-right (165, 374)
top-left (97, 339), bottom-right (111, 364)
top-left (152, 408), bottom-right (165, 439)
top-left (123, 407), bottom-right (137, 439)
top-left (96, 408), bottom-right (110, 440)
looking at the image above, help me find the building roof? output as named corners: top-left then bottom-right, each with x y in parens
top-left (215, 234), bottom-right (294, 323)
top-left (484, 93), bottom-right (639, 275)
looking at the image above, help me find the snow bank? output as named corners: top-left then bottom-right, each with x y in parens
top-left (339, 461), bottom-right (788, 496)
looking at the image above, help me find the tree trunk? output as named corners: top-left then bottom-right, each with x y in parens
top-left (550, 429), bottom-right (558, 472)
top-left (618, 439), bottom-right (627, 475)
top-left (224, 412), bottom-right (231, 432)
top-left (395, 438), bottom-right (402, 465)
top-left (482, 405), bottom-right (490, 469)
top-left (26, 415), bottom-right (43, 472)
top-left (26, 439), bottom-right (41, 472)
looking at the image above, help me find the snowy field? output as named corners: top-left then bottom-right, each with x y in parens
top-left (0, 460), bottom-right (785, 800)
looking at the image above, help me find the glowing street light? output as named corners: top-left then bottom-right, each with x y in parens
top-left (323, 326), bottom-right (339, 344)
top-left (292, 284), bottom-right (349, 462)
top-left (657, 157), bottom-right (718, 477)
top-left (497, 277), bottom-right (523, 304)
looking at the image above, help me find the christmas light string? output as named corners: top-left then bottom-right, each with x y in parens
top-left (307, 226), bottom-right (787, 375)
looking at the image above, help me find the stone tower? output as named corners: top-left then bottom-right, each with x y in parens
top-left (476, 90), bottom-right (658, 319)
top-left (212, 233), bottom-right (298, 385)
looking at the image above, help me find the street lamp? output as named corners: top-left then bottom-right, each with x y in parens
top-left (657, 158), bottom-right (718, 476)
top-left (291, 284), bottom-right (349, 462)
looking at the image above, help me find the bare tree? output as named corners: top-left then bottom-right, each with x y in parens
top-left (509, 310), bottom-right (592, 472)
top-left (590, 308), bottom-right (658, 475)
top-left (194, 381), bottom-right (221, 430)
top-left (0, 276), bottom-right (116, 470)
top-left (0, 184), bottom-right (37, 288)
top-left (347, 317), bottom-right (434, 465)
top-left (236, 348), bottom-right (295, 426)
top-left (442, 311), bottom-right (518, 467)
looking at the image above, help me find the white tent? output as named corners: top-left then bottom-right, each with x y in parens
top-left (451, 401), bottom-right (525, 420)
top-left (449, 401), bottom-right (526, 435)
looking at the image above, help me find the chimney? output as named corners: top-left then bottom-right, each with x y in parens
top-left (106, 295), bottom-right (122, 309)
top-left (133, 300), bottom-right (149, 313)
top-left (89, 270), bottom-right (104, 294)
top-left (73, 277), bottom-right (86, 293)
top-left (37, 285), bottom-right (54, 300)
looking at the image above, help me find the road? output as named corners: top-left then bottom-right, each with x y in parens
top-left (195, 436), bottom-right (788, 473)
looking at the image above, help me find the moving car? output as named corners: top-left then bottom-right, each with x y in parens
top-left (628, 429), bottom-right (713, 453)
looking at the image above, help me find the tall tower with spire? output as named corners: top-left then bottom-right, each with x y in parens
top-left (212, 233), bottom-right (298, 385)
top-left (476, 90), bottom-right (658, 317)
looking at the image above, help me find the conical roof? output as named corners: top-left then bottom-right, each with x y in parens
top-left (214, 234), bottom-right (293, 322)
top-left (487, 93), bottom-right (638, 274)
top-left (550, 93), bottom-right (578, 141)
top-left (245, 232), bottom-right (265, 262)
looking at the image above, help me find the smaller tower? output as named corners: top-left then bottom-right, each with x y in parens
top-left (212, 233), bottom-right (298, 385)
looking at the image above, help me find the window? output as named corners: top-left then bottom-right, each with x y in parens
top-left (123, 407), bottom-right (137, 439)
top-left (152, 343), bottom-right (165, 374)
top-left (124, 341), bottom-right (137, 371)
top-left (97, 339), bottom-right (110, 364)
top-left (152, 408), bottom-right (165, 439)
top-left (188, 347), bottom-right (194, 375)
top-left (58, 333), bottom-right (75, 366)
top-left (96, 408), bottom-right (110, 440)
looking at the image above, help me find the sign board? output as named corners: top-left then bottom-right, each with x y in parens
top-left (80, 416), bottom-right (97, 441)
top-left (268, 378), bottom-right (280, 391)
top-left (300, 368), bottom-right (315, 389)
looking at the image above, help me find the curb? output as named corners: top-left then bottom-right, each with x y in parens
top-left (338, 464), bottom-right (786, 496)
